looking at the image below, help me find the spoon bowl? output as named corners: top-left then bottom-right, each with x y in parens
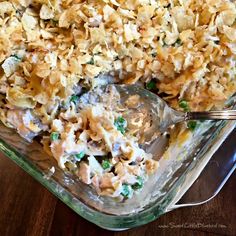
top-left (113, 84), bottom-right (184, 142)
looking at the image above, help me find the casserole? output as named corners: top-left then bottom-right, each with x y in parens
top-left (0, 0), bottom-right (236, 230)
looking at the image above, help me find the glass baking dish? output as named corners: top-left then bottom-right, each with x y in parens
top-left (0, 115), bottom-right (235, 230)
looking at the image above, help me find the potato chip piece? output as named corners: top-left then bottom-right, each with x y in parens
top-left (7, 87), bottom-right (36, 108)
top-left (2, 56), bottom-right (21, 77)
top-left (84, 64), bottom-right (102, 78)
top-left (124, 22), bottom-right (141, 42)
top-left (40, 4), bottom-right (54, 20)
top-left (89, 24), bottom-right (106, 44)
top-left (0, 1), bottom-right (14, 17)
top-left (22, 12), bottom-right (38, 31)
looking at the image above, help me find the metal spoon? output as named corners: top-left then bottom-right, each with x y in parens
top-left (113, 84), bottom-right (236, 144)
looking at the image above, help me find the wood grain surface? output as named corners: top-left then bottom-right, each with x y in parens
top-left (0, 131), bottom-right (235, 236)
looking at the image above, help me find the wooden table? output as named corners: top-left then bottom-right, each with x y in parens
top-left (0, 131), bottom-right (235, 236)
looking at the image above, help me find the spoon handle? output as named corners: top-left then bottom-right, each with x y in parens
top-left (186, 110), bottom-right (236, 120)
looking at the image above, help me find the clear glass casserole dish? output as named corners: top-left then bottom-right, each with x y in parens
top-left (0, 117), bottom-right (235, 230)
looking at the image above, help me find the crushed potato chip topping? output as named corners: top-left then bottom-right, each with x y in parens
top-left (0, 0), bottom-right (236, 199)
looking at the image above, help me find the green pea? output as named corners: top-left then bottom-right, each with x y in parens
top-left (121, 184), bottom-right (133, 198)
top-left (70, 95), bottom-right (79, 104)
top-left (50, 132), bottom-right (60, 141)
top-left (179, 100), bottom-right (189, 112)
top-left (101, 160), bottom-right (111, 170)
top-left (132, 176), bottom-right (144, 190)
top-left (146, 80), bottom-right (156, 90)
top-left (114, 117), bottom-right (127, 134)
top-left (74, 151), bottom-right (85, 161)
top-left (187, 121), bottom-right (198, 131)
